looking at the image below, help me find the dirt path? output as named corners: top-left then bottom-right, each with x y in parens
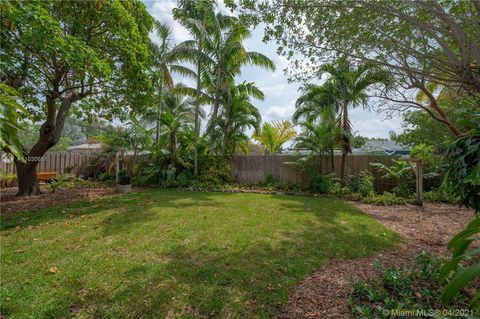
top-left (277, 202), bottom-right (475, 319)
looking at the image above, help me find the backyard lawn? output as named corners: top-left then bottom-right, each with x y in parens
top-left (0, 190), bottom-right (400, 318)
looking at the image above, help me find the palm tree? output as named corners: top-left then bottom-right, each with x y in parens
top-left (294, 90), bottom-right (340, 171)
top-left (294, 57), bottom-right (392, 181)
top-left (173, 0), bottom-right (216, 175)
top-left (217, 81), bottom-right (263, 156)
top-left (160, 88), bottom-right (203, 162)
top-left (201, 19), bottom-right (275, 154)
top-left (253, 120), bottom-right (297, 155)
top-left (150, 21), bottom-right (196, 147)
top-left (295, 117), bottom-right (340, 172)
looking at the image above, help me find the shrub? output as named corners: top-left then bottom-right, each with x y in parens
top-left (197, 156), bottom-right (232, 186)
top-left (46, 174), bottom-right (90, 192)
top-left (371, 160), bottom-right (415, 197)
top-left (309, 173), bottom-right (334, 193)
top-left (345, 170), bottom-right (374, 197)
top-left (97, 172), bottom-right (114, 182)
top-left (349, 253), bottom-right (473, 319)
top-left (264, 173), bottom-right (278, 187)
top-left (362, 192), bottom-right (406, 206)
top-left (0, 172), bottom-right (17, 187)
top-left (176, 171), bottom-right (192, 188)
top-left (424, 188), bottom-right (459, 204)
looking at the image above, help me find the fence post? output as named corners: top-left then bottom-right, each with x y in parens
top-left (415, 158), bottom-right (423, 206)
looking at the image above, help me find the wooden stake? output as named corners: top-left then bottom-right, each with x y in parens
top-left (415, 158), bottom-right (423, 206)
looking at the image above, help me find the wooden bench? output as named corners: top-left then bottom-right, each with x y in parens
top-left (36, 172), bottom-right (57, 183)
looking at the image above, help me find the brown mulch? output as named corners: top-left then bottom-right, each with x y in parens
top-left (0, 182), bottom-right (117, 214)
top-left (277, 202), bottom-right (476, 319)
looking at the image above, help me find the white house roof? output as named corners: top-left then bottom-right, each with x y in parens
top-left (67, 143), bottom-right (103, 150)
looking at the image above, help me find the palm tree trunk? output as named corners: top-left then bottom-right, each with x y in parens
top-left (340, 103), bottom-right (350, 183)
top-left (330, 147), bottom-right (335, 172)
top-left (340, 150), bottom-right (347, 182)
top-left (221, 91), bottom-right (232, 157)
top-left (193, 47), bottom-right (201, 176)
top-left (208, 67), bottom-right (222, 154)
top-left (170, 130), bottom-right (177, 162)
top-left (156, 77), bottom-right (164, 146)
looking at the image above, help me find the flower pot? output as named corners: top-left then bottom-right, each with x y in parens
top-left (117, 184), bottom-right (132, 194)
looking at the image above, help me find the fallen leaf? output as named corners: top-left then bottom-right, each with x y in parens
top-left (49, 266), bottom-right (58, 274)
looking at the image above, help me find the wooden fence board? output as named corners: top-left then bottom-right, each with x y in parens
top-left (231, 155), bottom-right (400, 192)
top-left (2, 152), bottom-right (403, 192)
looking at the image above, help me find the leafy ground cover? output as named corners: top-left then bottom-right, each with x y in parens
top-left (0, 190), bottom-right (399, 318)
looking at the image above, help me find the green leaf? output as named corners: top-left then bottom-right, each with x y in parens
top-left (441, 263), bottom-right (480, 305)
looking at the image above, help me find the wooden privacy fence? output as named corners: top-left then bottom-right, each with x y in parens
top-left (2, 152), bottom-right (401, 192)
top-left (231, 155), bottom-right (400, 193)
top-left (0, 152), bottom-right (149, 176)
top-left (1, 152), bottom-right (93, 175)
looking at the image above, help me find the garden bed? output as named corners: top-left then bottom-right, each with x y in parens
top-left (277, 202), bottom-right (475, 319)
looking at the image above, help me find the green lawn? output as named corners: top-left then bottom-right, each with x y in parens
top-left (0, 190), bottom-right (400, 318)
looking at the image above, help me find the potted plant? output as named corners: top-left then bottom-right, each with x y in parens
top-left (117, 175), bottom-right (132, 194)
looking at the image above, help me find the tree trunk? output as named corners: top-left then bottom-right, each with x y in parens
top-left (170, 131), bottom-right (177, 162)
top-left (15, 94), bottom-right (73, 196)
top-left (330, 148), bottom-right (335, 172)
top-left (15, 160), bottom-right (41, 196)
top-left (194, 52), bottom-right (201, 176)
top-left (156, 77), bottom-right (164, 146)
top-left (340, 103), bottom-right (351, 183)
top-left (340, 151), bottom-right (347, 183)
top-left (208, 66), bottom-right (222, 154)
top-left (221, 129), bottom-right (229, 157)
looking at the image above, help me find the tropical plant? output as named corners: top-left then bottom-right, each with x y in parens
top-left (294, 113), bottom-right (340, 172)
top-left (370, 160), bottom-right (414, 197)
top-left (440, 115), bottom-right (480, 307)
top-left (160, 89), bottom-right (201, 163)
top-left (349, 253), bottom-right (472, 318)
top-left (0, 84), bottom-right (28, 160)
top-left (149, 21), bottom-right (196, 146)
top-left (253, 120), bottom-right (297, 155)
top-left (174, 0), bottom-right (216, 175)
top-left (345, 171), bottom-right (374, 197)
top-left (217, 82), bottom-right (263, 156)
top-left (293, 58), bottom-right (392, 181)
top-left (206, 21), bottom-right (275, 155)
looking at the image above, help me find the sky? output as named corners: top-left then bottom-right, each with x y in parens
top-left (144, 0), bottom-right (404, 139)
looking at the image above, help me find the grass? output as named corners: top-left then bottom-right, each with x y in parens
top-left (0, 190), bottom-right (400, 318)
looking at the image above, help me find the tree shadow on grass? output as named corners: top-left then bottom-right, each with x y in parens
top-left (1, 192), bottom-right (400, 318)
top-left (32, 194), bottom-right (399, 318)
top-left (0, 189), bottom-right (222, 232)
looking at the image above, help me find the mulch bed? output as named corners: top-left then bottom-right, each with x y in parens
top-left (277, 203), bottom-right (476, 319)
top-left (0, 182), bottom-right (117, 214)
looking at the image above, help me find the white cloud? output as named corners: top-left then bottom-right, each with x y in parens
top-left (144, 0), bottom-right (404, 139)
top-left (264, 102), bottom-right (296, 122)
top-left (148, 0), bottom-right (191, 42)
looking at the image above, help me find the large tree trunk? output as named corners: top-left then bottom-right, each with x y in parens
top-left (15, 94), bottom-right (74, 196)
top-left (15, 160), bottom-right (41, 196)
